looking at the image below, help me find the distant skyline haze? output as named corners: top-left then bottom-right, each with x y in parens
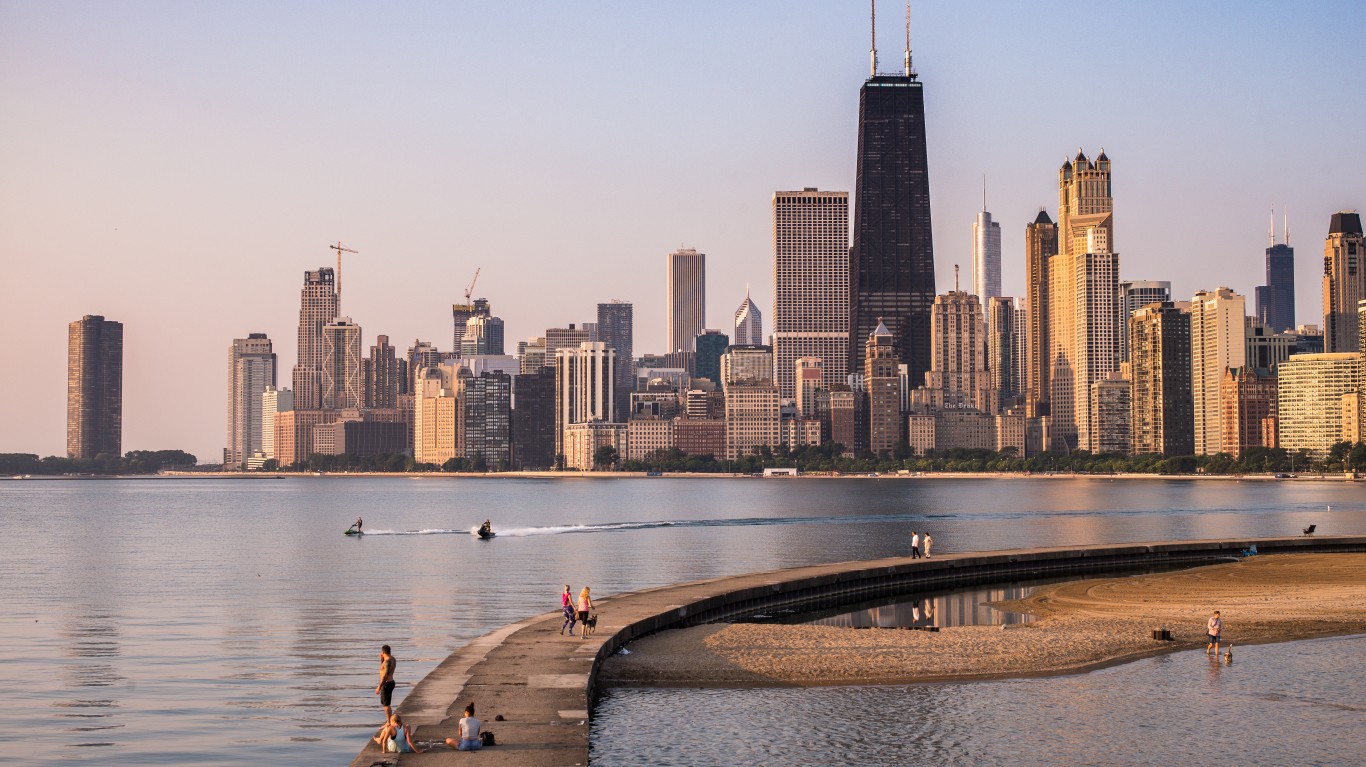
top-left (1, 1), bottom-right (1363, 460)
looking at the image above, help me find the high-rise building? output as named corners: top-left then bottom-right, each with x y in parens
top-left (921, 286), bottom-right (994, 413)
top-left (261, 386), bottom-right (293, 462)
top-left (597, 301), bottom-right (635, 421)
top-left (554, 342), bottom-right (617, 459)
top-left (518, 338), bottom-right (548, 374)
top-left (734, 291), bottom-right (763, 346)
top-left (972, 208), bottom-right (1002, 302)
top-left (460, 313), bottom-right (505, 357)
top-left (545, 325), bottom-right (593, 370)
top-left (1057, 149), bottom-right (1113, 261)
top-left (1221, 367), bottom-right (1278, 457)
top-left (986, 296), bottom-right (1019, 406)
top-left (452, 297), bottom-right (491, 356)
top-left (1190, 288), bottom-right (1247, 455)
top-left (721, 345), bottom-right (780, 460)
top-left (772, 188), bottom-right (850, 400)
top-left (66, 315), bottom-right (123, 460)
top-left (720, 345), bottom-right (774, 387)
top-left (667, 248), bottom-right (706, 353)
top-left (413, 365), bottom-right (459, 466)
top-left (865, 321), bottom-right (902, 455)
top-left (693, 330), bottom-right (729, 383)
top-left (1129, 302), bottom-right (1194, 456)
top-left (463, 371), bottom-right (512, 468)
top-left (1277, 353), bottom-right (1363, 458)
top-left (1118, 280), bottom-right (1171, 362)
top-left (225, 333), bottom-right (276, 469)
top-left (1256, 209), bottom-right (1296, 333)
top-left (321, 317), bottom-right (363, 410)
top-left (512, 370), bottom-right (556, 469)
top-left (293, 267), bottom-right (338, 410)
top-left (849, 6), bottom-right (936, 390)
top-left (1323, 211), bottom-right (1365, 353)
top-left (1244, 318), bottom-right (1297, 372)
top-left (1024, 210), bottom-right (1058, 417)
top-left (795, 357), bottom-right (826, 420)
top-left (364, 335), bottom-right (401, 409)
top-left (1090, 371), bottom-right (1132, 455)
top-left (1048, 227), bottom-right (1120, 452)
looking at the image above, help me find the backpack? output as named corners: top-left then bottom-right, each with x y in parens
top-left (480, 730), bottom-right (496, 747)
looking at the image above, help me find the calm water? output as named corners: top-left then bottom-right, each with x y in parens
top-left (1, 476), bottom-right (1362, 766)
top-left (592, 635), bottom-right (1366, 766)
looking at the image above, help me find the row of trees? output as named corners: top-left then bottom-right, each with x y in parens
top-left (0, 450), bottom-right (198, 475)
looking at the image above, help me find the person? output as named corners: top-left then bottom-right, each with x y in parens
top-left (444, 703), bottom-right (482, 751)
top-left (910, 531), bottom-right (921, 559)
top-left (354, 516), bottom-right (363, 533)
top-left (376, 645), bottom-right (396, 720)
top-left (560, 584), bottom-right (577, 636)
top-left (577, 587), bottom-right (593, 639)
top-left (479, 519), bottom-right (492, 536)
top-left (374, 712), bottom-right (423, 754)
top-left (1206, 610), bottom-right (1223, 656)
top-left (924, 533), bottom-right (934, 558)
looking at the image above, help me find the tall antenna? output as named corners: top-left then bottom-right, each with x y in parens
top-left (1285, 206), bottom-right (1290, 246)
top-left (904, 0), bottom-right (913, 75)
top-left (1268, 206), bottom-right (1275, 247)
top-left (870, 0), bottom-right (878, 77)
top-left (983, 174), bottom-right (988, 212)
top-left (954, 264), bottom-right (960, 292)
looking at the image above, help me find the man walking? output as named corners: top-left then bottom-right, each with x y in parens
top-left (910, 530), bottom-right (921, 559)
top-left (376, 645), bottom-right (397, 720)
top-left (1206, 611), bottom-right (1223, 656)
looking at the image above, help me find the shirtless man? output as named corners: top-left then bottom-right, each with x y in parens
top-left (376, 645), bottom-right (396, 720)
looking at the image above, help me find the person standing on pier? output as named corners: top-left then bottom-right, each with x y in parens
top-left (910, 531), bottom-right (921, 559)
top-left (924, 533), bottom-right (934, 558)
top-left (577, 587), bottom-right (594, 639)
top-left (376, 645), bottom-right (397, 720)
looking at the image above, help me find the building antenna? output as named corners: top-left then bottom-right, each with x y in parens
top-left (903, 0), bottom-right (912, 76)
top-left (983, 174), bottom-right (988, 212)
top-left (1284, 206), bottom-right (1290, 246)
top-left (1268, 206), bottom-right (1275, 247)
top-left (870, 0), bottom-right (878, 77)
top-left (954, 263), bottom-right (960, 292)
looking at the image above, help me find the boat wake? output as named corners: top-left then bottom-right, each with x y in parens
top-left (354, 513), bottom-right (927, 538)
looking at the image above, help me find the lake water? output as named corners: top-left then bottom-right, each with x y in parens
top-left (2, 476), bottom-right (1362, 766)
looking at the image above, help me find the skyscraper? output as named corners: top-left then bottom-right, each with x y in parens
top-left (511, 370), bottom-right (556, 469)
top-left (667, 248), bottom-right (705, 353)
top-left (597, 301), bottom-right (634, 421)
top-left (1277, 353), bottom-right (1363, 457)
top-left (321, 317), bottom-right (363, 410)
top-left (693, 329), bottom-right (729, 383)
top-left (554, 342), bottom-right (617, 458)
top-left (1129, 302), bottom-right (1194, 456)
top-left (922, 286), bottom-right (994, 413)
top-left (1118, 280), bottom-right (1171, 363)
top-left (972, 207), bottom-right (1001, 302)
top-left (985, 296), bottom-right (1019, 406)
top-left (452, 297), bottom-right (491, 355)
top-left (460, 313), bottom-right (506, 356)
top-left (849, 4), bottom-right (936, 388)
top-left (1256, 208), bottom-right (1296, 333)
top-left (66, 315), bottom-right (123, 459)
top-left (1057, 149), bottom-right (1113, 260)
top-left (1024, 210), bottom-right (1058, 417)
top-left (225, 333), bottom-right (276, 469)
top-left (293, 267), bottom-right (338, 410)
top-left (1323, 211), bottom-right (1365, 353)
top-left (364, 335), bottom-right (401, 409)
top-left (772, 188), bottom-right (850, 400)
top-left (261, 386), bottom-right (293, 462)
top-left (721, 345), bottom-right (780, 460)
top-left (1190, 287), bottom-right (1247, 455)
top-left (733, 291), bottom-right (763, 346)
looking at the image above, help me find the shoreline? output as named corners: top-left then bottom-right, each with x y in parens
top-left (12, 470), bottom-right (1357, 481)
top-left (598, 554), bottom-right (1366, 690)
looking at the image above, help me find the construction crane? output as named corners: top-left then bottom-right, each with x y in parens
top-left (464, 267), bottom-right (481, 305)
top-left (330, 241), bottom-right (358, 308)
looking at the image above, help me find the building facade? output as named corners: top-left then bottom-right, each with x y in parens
top-left (597, 301), bottom-right (635, 421)
top-left (321, 317), bottom-right (363, 410)
top-left (1257, 212), bottom-right (1295, 333)
top-left (1024, 211), bottom-right (1058, 417)
top-left (1221, 367), bottom-right (1278, 457)
top-left (1277, 353), bottom-right (1362, 458)
top-left (972, 209), bottom-right (1001, 301)
top-left (865, 321), bottom-right (903, 455)
top-left (261, 386), bottom-right (293, 462)
top-left (1118, 280), bottom-right (1171, 363)
top-left (923, 289), bottom-right (994, 412)
top-left (693, 330), bottom-right (729, 384)
top-left (1190, 288), bottom-right (1247, 455)
top-left (772, 188), bottom-right (850, 399)
top-left (667, 248), bottom-right (706, 353)
top-left (1090, 371), bottom-right (1132, 455)
top-left (1129, 302), bottom-right (1193, 456)
top-left (1323, 211), bottom-right (1365, 353)
top-left (512, 370), bottom-right (556, 470)
top-left (554, 342), bottom-right (617, 459)
top-left (293, 267), bottom-right (338, 410)
top-left (225, 333), bottom-right (276, 469)
top-left (1048, 232), bottom-right (1120, 452)
top-left (66, 315), bottom-right (124, 460)
top-left (733, 292), bottom-right (763, 346)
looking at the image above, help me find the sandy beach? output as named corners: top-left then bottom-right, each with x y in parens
top-left (600, 553), bottom-right (1366, 688)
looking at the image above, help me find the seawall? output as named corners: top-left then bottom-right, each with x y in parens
top-left (350, 535), bottom-right (1366, 766)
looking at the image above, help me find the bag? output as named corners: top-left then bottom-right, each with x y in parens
top-left (481, 730), bottom-right (496, 747)
top-left (385, 737), bottom-right (397, 753)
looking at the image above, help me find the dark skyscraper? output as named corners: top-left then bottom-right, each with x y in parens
top-left (67, 315), bottom-right (123, 459)
top-left (694, 329), bottom-right (730, 384)
top-left (849, 5), bottom-right (936, 388)
top-left (1256, 209), bottom-right (1296, 333)
top-left (597, 301), bottom-right (634, 421)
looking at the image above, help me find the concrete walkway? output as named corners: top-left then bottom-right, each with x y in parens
top-left (348, 535), bottom-right (1366, 766)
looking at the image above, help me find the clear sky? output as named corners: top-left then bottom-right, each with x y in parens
top-left (2, 1), bottom-right (1363, 462)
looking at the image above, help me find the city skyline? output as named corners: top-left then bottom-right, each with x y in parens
top-left (3, 2), bottom-right (1365, 460)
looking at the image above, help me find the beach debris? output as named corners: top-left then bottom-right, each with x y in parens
top-left (617, 647), bottom-right (631, 655)
top-left (1151, 627), bottom-right (1173, 641)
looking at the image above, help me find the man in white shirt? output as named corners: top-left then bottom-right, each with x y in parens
top-left (910, 531), bottom-right (921, 559)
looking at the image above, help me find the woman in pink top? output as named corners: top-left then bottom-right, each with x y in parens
top-left (560, 584), bottom-right (577, 636)
top-left (577, 587), bottom-right (593, 639)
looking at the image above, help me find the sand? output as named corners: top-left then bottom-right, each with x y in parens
top-left (599, 553), bottom-right (1366, 688)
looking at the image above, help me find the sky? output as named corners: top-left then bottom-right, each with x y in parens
top-left (2, 0), bottom-right (1364, 462)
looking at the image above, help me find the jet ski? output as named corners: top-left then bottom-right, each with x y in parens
top-left (344, 527), bottom-right (363, 536)
top-left (475, 521), bottom-right (494, 540)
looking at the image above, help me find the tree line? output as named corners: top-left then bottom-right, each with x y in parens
top-left (0, 450), bottom-right (198, 475)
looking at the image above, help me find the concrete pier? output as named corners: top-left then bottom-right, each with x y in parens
top-left (349, 535), bottom-right (1366, 766)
